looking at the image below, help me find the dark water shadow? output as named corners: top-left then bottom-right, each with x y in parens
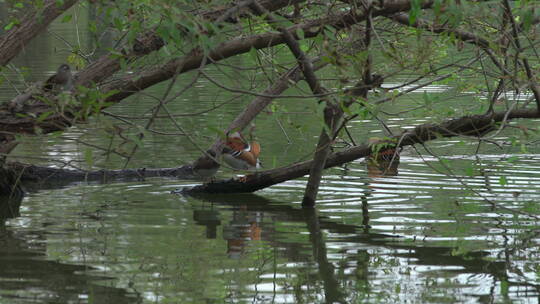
top-left (0, 195), bottom-right (142, 304)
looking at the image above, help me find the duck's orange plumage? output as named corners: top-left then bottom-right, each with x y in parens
top-left (223, 132), bottom-right (261, 170)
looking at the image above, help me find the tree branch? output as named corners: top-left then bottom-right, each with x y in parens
top-left (0, 0), bottom-right (79, 66)
top-left (0, 0), bottom-right (431, 140)
top-left (74, 0), bottom-right (307, 86)
top-left (390, 12), bottom-right (508, 74)
top-left (502, 0), bottom-right (540, 112)
top-left (249, 0), bottom-right (341, 207)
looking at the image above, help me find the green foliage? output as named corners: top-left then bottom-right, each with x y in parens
top-left (3, 19), bottom-right (19, 30)
top-left (520, 8), bottom-right (534, 32)
top-left (500, 280), bottom-right (509, 296)
top-left (66, 51), bottom-right (85, 70)
top-left (409, 0), bottom-right (422, 24)
top-left (61, 14), bottom-right (72, 23)
top-left (83, 147), bottom-right (94, 167)
top-left (76, 86), bottom-right (118, 120)
top-left (523, 201), bottom-right (540, 214)
top-left (36, 110), bottom-right (53, 123)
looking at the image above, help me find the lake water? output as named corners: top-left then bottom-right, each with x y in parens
top-left (2, 4), bottom-right (540, 304)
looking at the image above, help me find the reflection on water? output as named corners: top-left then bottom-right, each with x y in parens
top-left (2, 150), bottom-right (540, 303)
top-left (223, 206), bottom-right (263, 259)
top-left (0, 195), bottom-right (140, 303)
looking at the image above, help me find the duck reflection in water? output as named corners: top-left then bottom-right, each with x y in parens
top-left (193, 206), bottom-right (221, 239)
top-left (223, 205), bottom-right (263, 259)
top-left (192, 202), bottom-right (264, 258)
top-left (361, 140), bottom-right (400, 229)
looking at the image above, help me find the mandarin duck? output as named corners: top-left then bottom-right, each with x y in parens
top-left (43, 64), bottom-right (74, 94)
top-left (367, 137), bottom-right (400, 167)
top-left (222, 132), bottom-right (261, 170)
top-left (192, 150), bottom-right (220, 181)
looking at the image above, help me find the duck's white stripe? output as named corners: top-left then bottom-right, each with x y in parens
top-left (230, 150), bottom-right (243, 157)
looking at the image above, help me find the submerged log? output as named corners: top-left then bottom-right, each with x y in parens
top-left (7, 162), bottom-right (195, 184)
top-left (0, 167), bottom-right (24, 201)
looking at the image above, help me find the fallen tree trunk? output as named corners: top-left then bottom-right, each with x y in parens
top-left (178, 109), bottom-right (535, 194)
top-left (8, 108), bottom-right (534, 190)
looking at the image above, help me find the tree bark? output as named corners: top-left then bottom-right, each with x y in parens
top-left (0, 0), bottom-right (79, 66)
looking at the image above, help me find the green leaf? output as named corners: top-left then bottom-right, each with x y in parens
top-left (4, 21), bottom-right (17, 31)
top-left (296, 28), bottom-right (304, 40)
top-left (499, 176), bottom-right (508, 186)
top-left (61, 14), bottom-right (72, 23)
top-left (522, 9), bottom-right (533, 31)
top-left (500, 280), bottom-right (509, 296)
top-left (247, 47), bottom-right (258, 63)
top-left (84, 148), bottom-right (94, 167)
top-left (506, 156), bottom-right (519, 163)
top-left (409, 0), bottom-right (421, 24)
top-left (113, 17), bottom-right (124, 31)
top-left (89, 21), bottom-right (97, 33)
top-left (433, 0), bottom-right (444, 16)
top-left (439, 158), bottom-right (450, 166)
top-left (37, 111), bottom-right (53, 123)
